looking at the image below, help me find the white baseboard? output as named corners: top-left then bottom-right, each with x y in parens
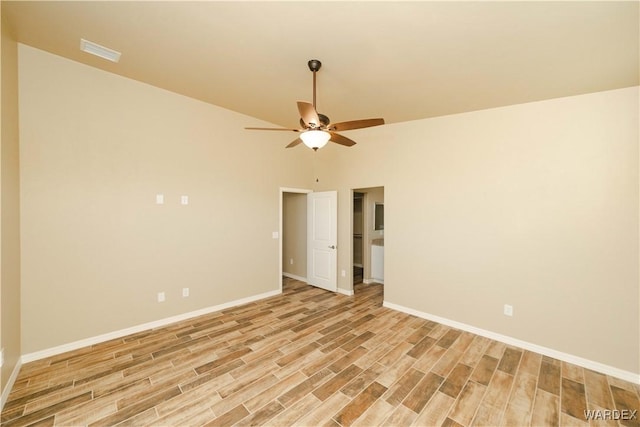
top-left (363, 278), bottom-right (384, 285)
top-left (1, 357), bottom-right (22, 412)
top-left (338, 288), bottom-right (354, 296)
top-left (282, 273), bottom-right (352, 296)
top-left (282, 272), bottom-right (308, 283)
top-left (22, 289), bottom-right (281, 364)
top-left (383, 300), bottom-right (640, 385)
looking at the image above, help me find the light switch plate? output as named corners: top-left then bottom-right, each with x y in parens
top-left (504, 304), bottom-right (513, 316)
top-left (156, 194), bottom-right (164, 205)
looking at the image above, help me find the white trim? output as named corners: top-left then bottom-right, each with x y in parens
top-left (282, 272), bottom-right (308, 283)
top-left (363, 278), bottom-right (384, 285)
top-left (338, 288), bottom-right (354, 296)
top-left (283, 273), bottom-right (353, 296)
top-left (383, 300), bottom-right (640, 385)
top-left (1, 357), bottom-right (22, 412)
top-left (22, 289), bottom-right (280, 364)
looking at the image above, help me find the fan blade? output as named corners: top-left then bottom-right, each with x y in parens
top-left (329, 132), bottom-right (356, 147)
top-left (297, 101), bottom-right (321, 128)
top-left (245, 127), bottom-right (300, 132)
top-left (329, 118), bottom-right (385, 132)
top-left (286, 138), bottom-right (303, 148)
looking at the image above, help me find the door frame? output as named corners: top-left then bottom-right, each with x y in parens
top-left (352, 186), bottom-right (385, 287)
top-left (279, 187), bottom-right (312, 292)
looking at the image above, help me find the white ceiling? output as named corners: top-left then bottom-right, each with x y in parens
top-left (3, 1), bottom-right (639, 128)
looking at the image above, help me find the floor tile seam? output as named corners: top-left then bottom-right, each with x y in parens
top-left (446, 378), bottom-right (488, 426)
top-left (286, 369), bottom-right (340, 407)
top-left (558, 365), bottom-right (589, 424)
top-left (558, 368), bottom-right (592, 424)
top-left (113, 381), bottom-right (180, 412)
top-left (405, 334), bottom-right (449, 374)
top-left (6, 390), bottom-right (93, 427)
top-left (240, 392), bottom-right (288, 422)
top-left (243, 368), bottom-right (310, 409)
top-left (341, 363), bottom-right (387, 398)
top-left (501, 371), bottom-right (539, 421)
top-left (505, 343), bottom-right (533, 411)
top-left (399, 374), bottom-right (445, 416)
top-left (479, 369), bottom-right (516, 416)
top-left (246, 337), bottom-right (293, 355)
top-left (216, 362), bottom-right (282, 401)
top-left (582, 373), bottom-right (611, 411)
top-left (0, 381), bottom-right (78, 414)
top-left (438, 361), bottom-right (475, 398)
top-left (608, 382), bottom-right (640, 422)
top-left (21, 380), bottom-right (98, 415)
top-left (381, 366), bottom-right (428, 412)
top-left (239, 347), bottom-right (286, 366)
top-left (12, 367), bottom-right (87, 388)
top-left (525, 366), bottom-right (545, 426)
top-left (229, 358), bottom-right (282, 383)
top-left (490, 362), bottom-right (521, 426)
top-left (72, 357), bottom-right (151, 389)
top-left (329, 390), bottom-right (360, 427)
top-left (276, 336), bottom-right (324, 359)
top-left (65, 354), bottom-right (125, 371)
top-left (604, 377), bottom-right (627, 415)
top-left (558, 361), bottom-right (574, 426)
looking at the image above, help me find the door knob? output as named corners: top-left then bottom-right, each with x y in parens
top-left (328, 245), bottom-right (336, 249)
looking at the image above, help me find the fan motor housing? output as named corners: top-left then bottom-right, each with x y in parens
top-left (300, 113), bottom-right (330, 129)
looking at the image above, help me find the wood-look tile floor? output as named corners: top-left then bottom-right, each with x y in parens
top-left (3, 278), bottom-right (639, 427)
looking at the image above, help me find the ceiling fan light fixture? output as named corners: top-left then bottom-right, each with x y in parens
top-left (300, 130), bottom-right (330, 151)
top-left (244, 59), bottom-right (385, 149)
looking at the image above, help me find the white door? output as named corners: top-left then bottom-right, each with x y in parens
top-left (307, 191), bottom-right (337, 291)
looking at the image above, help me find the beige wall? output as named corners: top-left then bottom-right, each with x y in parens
top-left (1, 13), bottom-right (21, 393)
top-left (314, 87), bottom-right (639, 374)
top-left (13, 43), bottom-right (640, 377)
top-left (282, 192), bottom-right (307, 278)
top-left (18, 45), bottom-right (313, 353)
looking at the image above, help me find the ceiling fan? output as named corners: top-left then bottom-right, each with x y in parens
top-left (245, 59), bottom-right (385, 151)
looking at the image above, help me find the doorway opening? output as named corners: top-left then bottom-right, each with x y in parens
top-left (352, 187), bottom-right (384, 294)
top-left (279, 188), bottom-right (338, 293)
top-left (353, 192), bottom-right (364, 284)
top-left (280, 188), bottom-right (311, 292)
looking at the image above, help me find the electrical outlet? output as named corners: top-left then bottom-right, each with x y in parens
top-left (157, 292), bottom-right (165, 302)
top-left (289, 258), bottom-right (294, 265)
top-left (156, 194), bottom-right (164, 205)
top-left (181, 195), bottom-right (189, 205)
top-left (341, 269), bottom-right (346, 277)
top-left (182, 287), bottom-right (190, 297)
top-left (504, 304), bottom-right (513, 317)
top-left (0, 348), bottom-right (4, 368)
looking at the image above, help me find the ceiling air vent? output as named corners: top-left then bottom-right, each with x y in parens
top-left (80, 39), bottom-right (121, 63)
